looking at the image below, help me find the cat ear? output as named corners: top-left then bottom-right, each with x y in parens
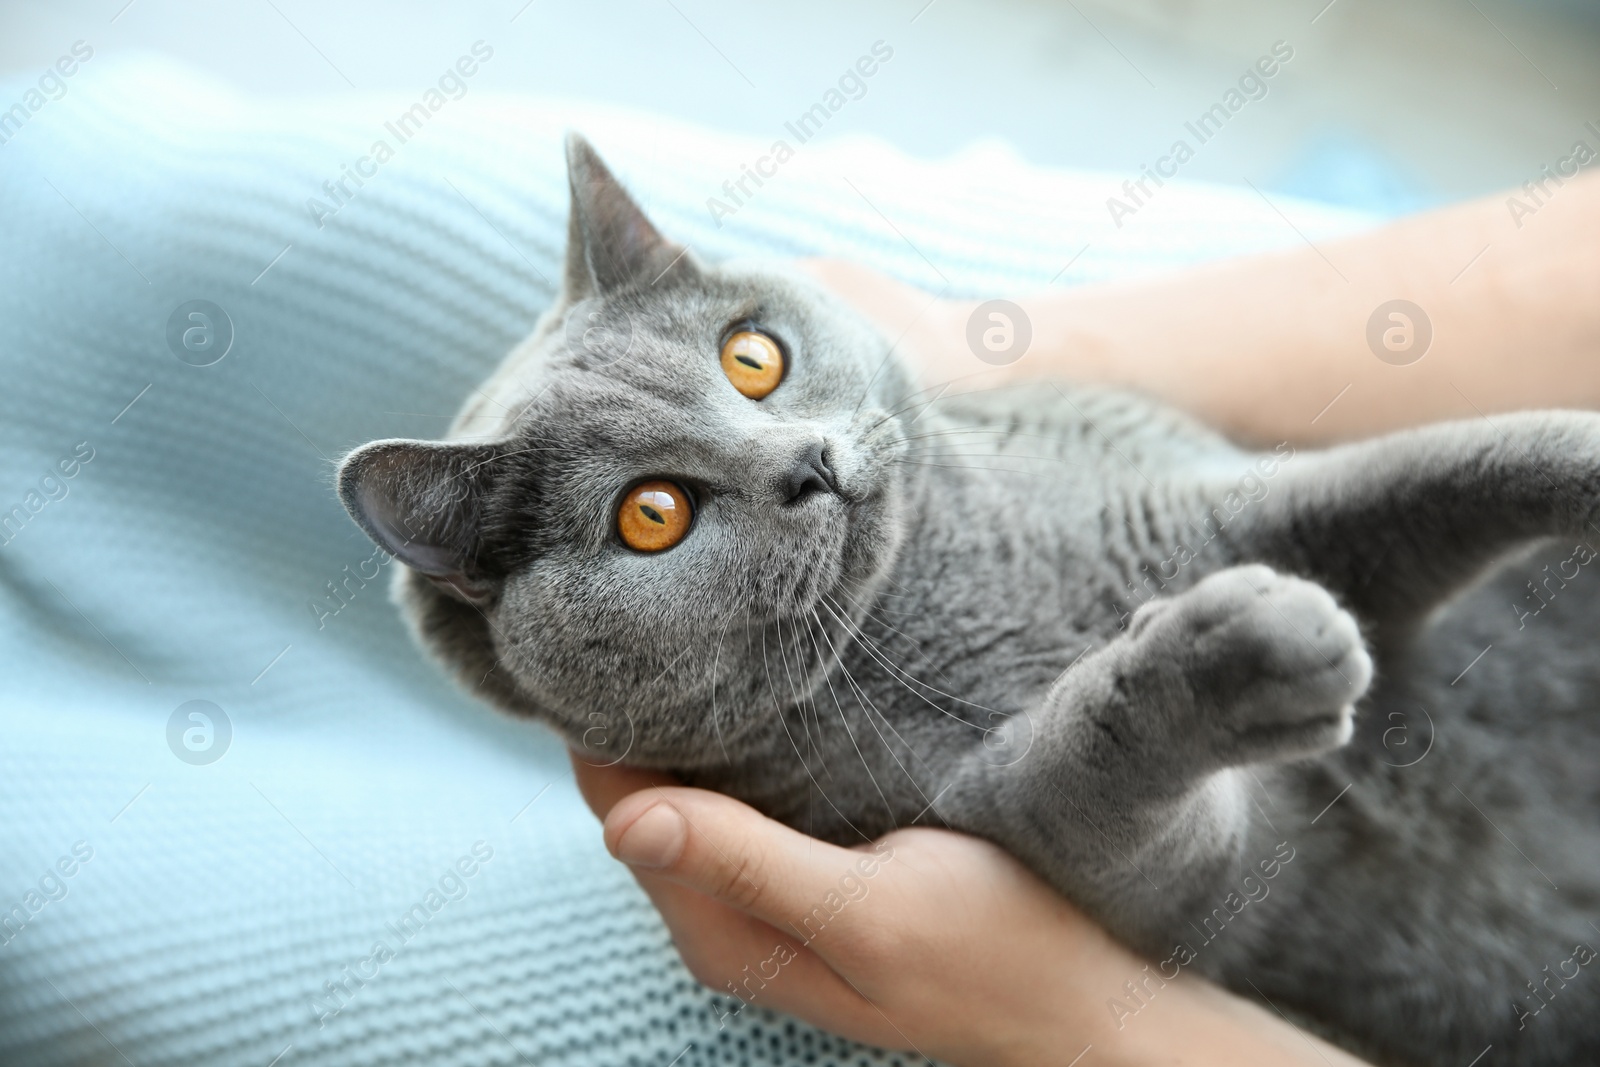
top-left (337, 439), bottom-right (500, 605)
top-left (564, 132), bottom-right (689, 297)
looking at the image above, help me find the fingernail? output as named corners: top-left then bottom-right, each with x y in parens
top-left (614, 802), bottom-right (687, 869)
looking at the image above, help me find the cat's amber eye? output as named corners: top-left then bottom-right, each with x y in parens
top-left (617, 480), bottom-right (692, 552)
top-left (720, 330), bottom-right (784, 399)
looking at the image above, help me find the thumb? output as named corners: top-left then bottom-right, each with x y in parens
top-left (568, 748), bottom-right (676, 821)
top-left (603, 785), bottom-right (891, 940)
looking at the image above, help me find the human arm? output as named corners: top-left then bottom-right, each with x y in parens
top-left (801, 172), bottom-right (1600, 446)
top-left (573, 754), bottom-right (1375, 1067)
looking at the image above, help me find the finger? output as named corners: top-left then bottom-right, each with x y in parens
top-left (630, 867), bottom-right (906, 1047)
top-left (635, 868), bottom-right (892, 1031)
top-left (602, 785), bottom-right (890, 944)
top-left (567, 748), bottom-right (675, 820)
top-left (590, 774), bottom-right (914, 1046)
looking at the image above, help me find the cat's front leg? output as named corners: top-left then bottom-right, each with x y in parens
top-left (940, 564), bottom-right (1371, 951)
top-left (1225, 410), bottom-right (1600, 632)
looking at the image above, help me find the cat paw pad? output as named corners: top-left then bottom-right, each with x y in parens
top-left (1131, 564), bottom-right (1372, 765)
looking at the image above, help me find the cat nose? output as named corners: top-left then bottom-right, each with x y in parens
top-left (781, 440), bottom-right (838, 503)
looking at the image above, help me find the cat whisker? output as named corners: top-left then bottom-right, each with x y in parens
top-left (891, 459), bottom-right (1053, 477)
top-left (824, 590), bottom-right (936, 672)
top-left (761, 623), bottom-right (871, 842)
top-left (460, 443), bottom-right (571, 478)
top-left (866, 379), bottom-right (953, 434)
top-left (874, 364), bottom-right (1015, 421)
top-left (709, 617), bottom-right (732, 762)
top-left (872, 373), bottom-right (1039, 431)
top-left (875, 376), bottom-right (952, 417)
top-left (901, 426), bottom-right (1082, 444)
top-left (817, 597), bottom-right (995, 728)
top-left (901, 448), bottom-right (1093, 473)
top-left (851, 347), bottom-right (898, 419)
top-left (829, 573), bottom-right (920, 617)
top-left (776, 614), bottom-right (826, 777)
top-left (805, 608), bottom-right (899, 825)
top-left (810, 608), bottom-right (941, 813)
top-left (873, 380), bottom-right (953, 434)
top-left (897, 449), bottom-right (1067, 464)
top-left (839, 571), bottom-right (915, 607)
top-left (900, 423), bottom-right (1027, 437)
top-left (822, 591), bottom-right (983, 709)
top-left (829, 586), bottom-right (942, 675)
top-left (793, 613), bottom-right (842, 785)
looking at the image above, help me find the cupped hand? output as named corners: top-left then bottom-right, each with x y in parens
top-left (570, 752), bottom-right (1147, 1067)
top-left (571, 752), bottom-right (1377, 1067)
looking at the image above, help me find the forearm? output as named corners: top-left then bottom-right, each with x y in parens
top-left (979, 930), bottom-right (1375, 1067)
top-left (813, 171), bottom-right (1600, 448)
top-left (1093, 977), bottom-right (1376, 1067)
top-left (1008, 171), bottom-right (1600, 446)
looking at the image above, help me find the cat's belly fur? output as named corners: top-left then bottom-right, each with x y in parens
top-left (687, 386), bottom-right (1600, 1067)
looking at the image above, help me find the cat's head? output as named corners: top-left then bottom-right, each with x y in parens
top-left (337, 135), bottom-right (919, 766)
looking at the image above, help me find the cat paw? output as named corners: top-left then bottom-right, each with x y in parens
top-left (1129, 564), bottom-right (1372, 766)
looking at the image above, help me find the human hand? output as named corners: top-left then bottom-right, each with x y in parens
top-left (570, 752), bottom-right (1373, 1067)
top-left (571, 752), bottom-right (1130, 1066)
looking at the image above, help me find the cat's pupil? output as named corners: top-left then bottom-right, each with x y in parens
top-left (640, 504), bottom-right (666, 525)
top-left (735, 354), bottom-right (763, 370)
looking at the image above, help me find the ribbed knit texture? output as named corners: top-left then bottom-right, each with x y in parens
top-left (0, 59), bottom-right (1377, 1067)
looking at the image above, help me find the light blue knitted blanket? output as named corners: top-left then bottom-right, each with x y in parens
top-left (0, 58), bottom-right (1377, 1066)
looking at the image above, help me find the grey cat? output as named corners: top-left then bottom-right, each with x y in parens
top-left (337, 136), bottom-right (1600, 1066)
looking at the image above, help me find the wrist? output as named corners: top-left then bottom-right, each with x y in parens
top-left (968, 967), bottom-right (1369, 1067)
top-left (1098, 975), bottom-right (1371, 1067)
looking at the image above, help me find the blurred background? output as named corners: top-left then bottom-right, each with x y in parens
top-left (5, 0), bottom-right (1600, 216)
top-left (1, 3), bottom-right (1597, 1066)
